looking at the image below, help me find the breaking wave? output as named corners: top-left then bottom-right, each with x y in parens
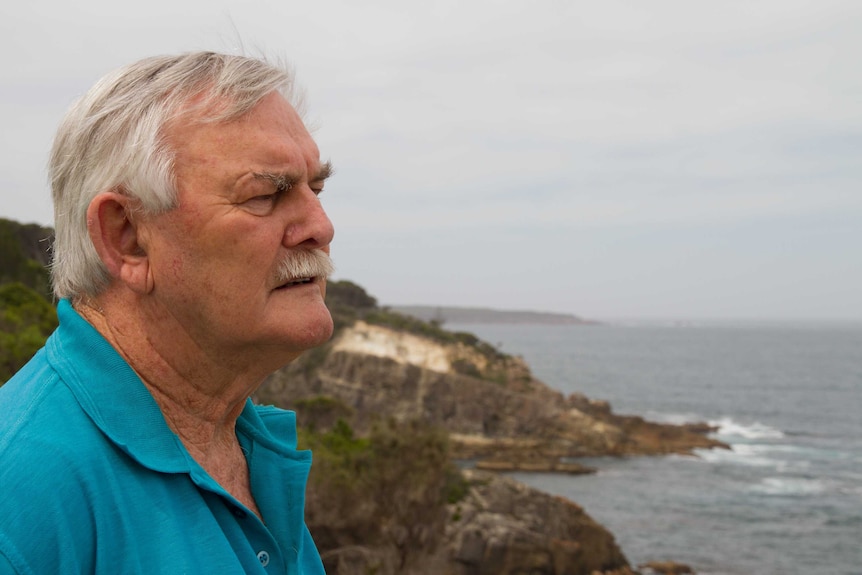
top-left (709, 417), bottom-right (785, 440)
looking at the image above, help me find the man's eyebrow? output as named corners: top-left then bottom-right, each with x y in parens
top-left (252, 161), bottom-right (333, 187)
top-left (253, 171), bottom-right (300, 189)
top-left (313, 160), bottom-right (335, 182)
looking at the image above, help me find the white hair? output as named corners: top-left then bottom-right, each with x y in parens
top-left (49, 51), bottom-right (304, 299)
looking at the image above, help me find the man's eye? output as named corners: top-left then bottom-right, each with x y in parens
top-left (249, 194), bottom-right (276, 204)
top-left (242, 194), bottom-right (277, 215)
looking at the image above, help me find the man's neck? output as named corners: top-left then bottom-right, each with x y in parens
top-left (74, 295), bottom-right (264, 516)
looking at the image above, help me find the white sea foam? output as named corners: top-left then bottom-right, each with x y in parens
top-left (710, 417), bottom-right (785, 440)
top-left (752, 477), bottom-right (825, 496)
top-left (692, 443), bottom-right (815, 475)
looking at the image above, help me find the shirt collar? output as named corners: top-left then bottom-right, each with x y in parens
top-left (47, 299), bottom-right (191, 473)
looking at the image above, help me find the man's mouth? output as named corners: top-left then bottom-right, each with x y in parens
top-left (276, 277), bottom-right (316, 290)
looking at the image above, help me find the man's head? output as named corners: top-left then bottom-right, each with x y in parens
top-left (50, 52), bottom-right (336, 366)
top-left (50, 52), bottom-right (309, 299)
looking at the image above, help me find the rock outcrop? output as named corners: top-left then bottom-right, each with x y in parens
top-left (311, 469), bottom-right (635, 575)
top-left (440, 469), bottom-right (634, 575)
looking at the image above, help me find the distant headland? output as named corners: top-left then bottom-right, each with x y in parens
top-left (390, 305), bottom-right (597, 325)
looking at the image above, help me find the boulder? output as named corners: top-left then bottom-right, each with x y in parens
top-left (440, 469), bottom-right (632, 575)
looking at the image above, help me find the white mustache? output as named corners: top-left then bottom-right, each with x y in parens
top-left (274, 249), bottom-right (335, 285)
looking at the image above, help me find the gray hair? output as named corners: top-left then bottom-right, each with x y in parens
top-left (49, 51), bottom-right (303, 300)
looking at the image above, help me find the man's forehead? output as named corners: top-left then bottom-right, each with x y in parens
top-left (171, 87), bottom-right (299, 125)
top-left (168, 92), bottom-right (320, 168)
top-left (169, 90), bottom-right (306, 139)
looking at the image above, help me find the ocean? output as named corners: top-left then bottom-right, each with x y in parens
top-left (446, 321), bottom-right (862, 575)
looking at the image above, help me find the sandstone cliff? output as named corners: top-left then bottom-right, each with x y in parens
top-left (257, 320), bottom-right (726, 472)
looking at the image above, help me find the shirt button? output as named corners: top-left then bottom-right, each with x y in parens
top-left (257, 550), bottom-right (270, 567)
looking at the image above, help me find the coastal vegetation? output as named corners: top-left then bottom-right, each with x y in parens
top-left (0, 218), bottom-right (53, 298)
top-left (0, 219), bottom-right (56, 383)
top-left (300, 415), bottom-right (466, 572)
top-left (0, 282), bottom-right (57, 382)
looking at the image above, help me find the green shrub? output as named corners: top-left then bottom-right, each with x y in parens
top-left (301, 418), bottom-right (464, 569)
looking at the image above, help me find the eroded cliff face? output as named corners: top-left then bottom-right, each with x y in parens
top-left (329, 322), bottom-right (459, 374)
top-left (257, 320), bottom-right (726, 471)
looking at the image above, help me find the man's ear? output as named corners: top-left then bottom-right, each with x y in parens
top-left (86, 192), bottom-right (153, 294)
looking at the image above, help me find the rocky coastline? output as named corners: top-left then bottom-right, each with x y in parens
top-left (256, 302), bottom-right (723, 574)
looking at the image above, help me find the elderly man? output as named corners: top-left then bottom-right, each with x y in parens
top-left (0, 52), bottom-right (335, 574)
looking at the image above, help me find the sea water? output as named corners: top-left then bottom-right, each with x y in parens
top-left (446, 321), bottom-right (862, 575)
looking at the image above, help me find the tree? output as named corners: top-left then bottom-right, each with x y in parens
top-left (0, 282), bottom-right (58, 384)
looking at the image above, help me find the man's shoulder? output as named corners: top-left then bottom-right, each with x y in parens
top-left (0, 353), bottom-right (112, 574)
top-left (0, 350), bottom-right (110, 484)
top-left (1, 347), bottom-right (69, 444)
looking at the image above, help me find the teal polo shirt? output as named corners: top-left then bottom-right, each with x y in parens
top-left (0, 300), bottom-right (325, 574)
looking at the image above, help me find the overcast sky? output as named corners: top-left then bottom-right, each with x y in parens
top-left (1, 0), bottom-right (860, 321)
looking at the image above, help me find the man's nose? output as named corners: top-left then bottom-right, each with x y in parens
top-left (282, 186), bottom-right (335, 249)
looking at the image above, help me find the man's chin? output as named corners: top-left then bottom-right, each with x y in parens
top-left (305, 311), bottom-right (335, 347)
top-left (263, 286), bottom-right (332, 343)
top-left (284, 306), bottom-right (334, 346)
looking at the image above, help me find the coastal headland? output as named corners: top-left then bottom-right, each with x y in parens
top-left (391, 304), bottom-right (596, 325)
top-left (254, 281), bottom-right (724, 574)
